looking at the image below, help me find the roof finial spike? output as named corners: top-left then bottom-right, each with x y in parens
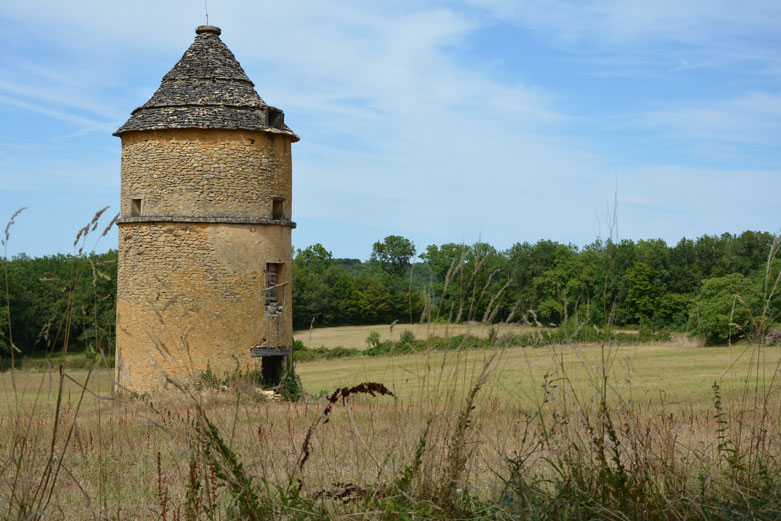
top-left (204, 0), bottom-right (209, 25)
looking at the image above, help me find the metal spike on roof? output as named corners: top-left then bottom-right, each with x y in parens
top-left (114, 26), bottom-right (298, 141)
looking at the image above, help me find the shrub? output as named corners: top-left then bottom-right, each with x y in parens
top-left (399, 329), bottom-right (415, 345)
top-left (688, 273), bottom-right (759, 345)
top-left (278, 358), bottom-right (304, 402)
top-left (326, 346), bottom-right (362, 359)
top-left (293, 345), bottom-right (361, 362)
top-left (365, 342), bottom-right (391, 356)
top-left (365, 330), bottom-right (381, 348)
top-left (638, 324), bottom-right (654, 342)
top-left (199, 363), bottom-right (220, 389)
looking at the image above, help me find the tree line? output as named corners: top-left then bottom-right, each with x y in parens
top-left (1, 230), bottom-right (779, 358)
top-left (1, 251), bottom-right (117, 358)
top-left (294, 231), bottom-right (779, 345)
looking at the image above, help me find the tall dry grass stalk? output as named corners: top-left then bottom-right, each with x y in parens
top-left (1, 207), bottom-right (117, 520)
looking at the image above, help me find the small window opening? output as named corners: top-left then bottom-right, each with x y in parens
top-left (130, 198), bottom-right (142, 217)
top-left (272, 197), bottom-right (285, 220)
top-left (265, 263), bottom-right (284, 306)
top-left (268, 108), bottom-right (284, 129)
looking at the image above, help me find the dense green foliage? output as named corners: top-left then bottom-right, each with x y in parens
top-left (1, 230), bottom-right (779, 360)
top-left (688, 273), bottom-right (759, 344)
top-left (294, 231), bottom-right (779, 344)
top-left (291, 243), bottom-right (424, 329)
top-left (1, 251), bottom-right (116, 357)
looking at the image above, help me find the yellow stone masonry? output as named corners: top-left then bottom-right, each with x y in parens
top-left (116, 128), bottom-right (294, 393)
top-left (119, 129), bottom-right (291, 219)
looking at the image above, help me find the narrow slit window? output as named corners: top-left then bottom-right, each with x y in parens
top-left (130, 198), bottom-right (142, 217)
top-left (265, 263), bottom-right (284, 306)
top-left (272, 197), bottom-right (285, 220)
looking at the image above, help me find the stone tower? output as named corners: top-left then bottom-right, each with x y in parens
top-left (114, 26), bottom-right (298, 393)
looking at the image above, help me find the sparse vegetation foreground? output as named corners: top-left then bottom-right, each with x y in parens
top-left (0, 340), bottom-right (779, 520)
top-left (0, 209), bottom-right (779, 519)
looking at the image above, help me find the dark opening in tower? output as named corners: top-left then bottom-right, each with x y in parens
top-left (272, 196), bottom-right (285, 220)
top-left (130, 198), bottom-right (142, 217)
top-left (268, 108), bottom-right (285, 129)
top-left (265, 263), bottom-right (284, 306)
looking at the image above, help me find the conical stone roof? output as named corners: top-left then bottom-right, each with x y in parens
top-left (114, 26), bottom-right (298, 141)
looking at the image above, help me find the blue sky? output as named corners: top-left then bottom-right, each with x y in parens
top-left (1, 1), bottom-right (779, 260)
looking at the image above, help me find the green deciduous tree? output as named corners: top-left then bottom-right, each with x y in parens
top-left (625, 262), bottom-right (657, 324)
top-left (370, 235), bottom-right (416, 276)
top-left (688, 273), bottom-right (759, 345)
top-left (656, 292), bottom-right (692, 331)
top-left (295, 243), bottom-right (333, 272)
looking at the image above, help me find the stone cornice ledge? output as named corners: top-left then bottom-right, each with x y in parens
top-left (118, 215), bottom-right (296, 227)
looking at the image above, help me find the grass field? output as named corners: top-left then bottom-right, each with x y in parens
top-left (3, 340), bottom-right (778, 418)
top-left (1, 332), bottom-right (779, 519)
top-left (4, 341), bottom-right (776, 415)
top-left (295, 341), bottom-right (781, 408)
top-left (0, 359), bottom-right (113, 415)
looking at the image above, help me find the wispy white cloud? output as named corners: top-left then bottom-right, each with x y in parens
top-left (465, 0), bottom-right (781, 46)
top-left (465, 0), bottom-right (781, 75)
top-left (2, 1), bottom-right (560, 139)
top-left (0, 78), bottom-right (122, 121)
top-left (0, 94), bottom-right (116, 134)
top-left (639, 91), bottom-right (781, 146)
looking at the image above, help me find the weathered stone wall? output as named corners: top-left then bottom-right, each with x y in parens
top-left (116, 222), bottom-right (293, 392)
top-left (119, 129), bottom-right (292, 220)
top-left (116, 128), bottom-right (294, 393)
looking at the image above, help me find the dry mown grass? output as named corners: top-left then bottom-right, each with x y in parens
top-left (296, 341), bottom-right (780, 407)
top-left (293, 323), bottom-right (538, 349)
top-left (293, 324), bottom-right (644, 350)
